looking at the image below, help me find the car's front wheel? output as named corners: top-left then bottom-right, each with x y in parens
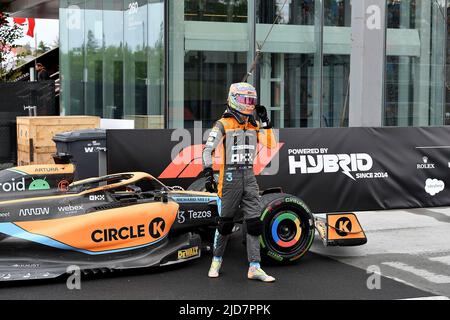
top-left (259, 193), bottom-right (315, 264)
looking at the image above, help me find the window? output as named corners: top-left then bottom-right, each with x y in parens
top-left (168, 0), bottom-right (250, 129)
top-left (60, 0), bottom-right (164, 128)
top-left (385, 0), bottom-right (447, 127)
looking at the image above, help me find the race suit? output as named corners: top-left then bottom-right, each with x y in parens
top-left (202, 110), bottom-right (277, 262)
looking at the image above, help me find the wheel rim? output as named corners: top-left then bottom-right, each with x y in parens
top-left (270, 211), bottom-right (303, 250)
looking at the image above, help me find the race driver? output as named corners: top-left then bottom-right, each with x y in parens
top-left (202, 82), bottom-right (277, 282)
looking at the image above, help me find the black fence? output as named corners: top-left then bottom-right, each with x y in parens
top-left (0, 81), bottom-right (57, 166)
top-left (108, 127), bottom-right (450, 213)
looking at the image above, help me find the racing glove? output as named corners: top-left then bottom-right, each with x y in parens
top-left (255, 105), bottom-right (272, 129)
top-left (203, 167), bottom-right (217, 193)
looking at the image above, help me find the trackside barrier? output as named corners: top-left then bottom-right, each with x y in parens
top-left (107, 127), bottom-right (450, 213)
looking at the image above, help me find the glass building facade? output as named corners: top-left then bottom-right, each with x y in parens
top-left (59, 0), bottom-right (449, 129)
top-left (60, 0), bottom-right (164, 128)
top-left (385, 0), bottom-right (448, 126)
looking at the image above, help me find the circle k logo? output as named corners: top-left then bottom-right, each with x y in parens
top-left (335, 217), bottom-right (352, 237)
top-left (149, 218), bottom-right (166, 238)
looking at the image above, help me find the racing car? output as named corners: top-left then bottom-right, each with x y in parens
top-left (0, 164), bottom-right (367, 281)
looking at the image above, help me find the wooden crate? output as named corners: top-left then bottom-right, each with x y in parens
top-left (125, 115), bottom-right (164, 129)
top-left (17, 116), bottom-right (100, 165)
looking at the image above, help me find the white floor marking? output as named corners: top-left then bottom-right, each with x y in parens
top-left (382, 262), bottom-right (450, 284)
top-left (429, 255), bottom-right (450, 266)
top-left (401, 296), bottom-right (450, 300)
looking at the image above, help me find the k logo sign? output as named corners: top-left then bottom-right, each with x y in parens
top-left (335, 217), bottom-right (352, 236)
top-left (327, 213), bottom-right (367, 245)
top-left (149, 218), bottom-right (166, 238)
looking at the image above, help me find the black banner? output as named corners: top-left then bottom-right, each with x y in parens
top-left (107, 127), bottom-right (450, 213)
top-left (0, 81), bottom-right (57, 166)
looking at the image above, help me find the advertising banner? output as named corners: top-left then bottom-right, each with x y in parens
top-left (107, 127), bottom-right (450, 213)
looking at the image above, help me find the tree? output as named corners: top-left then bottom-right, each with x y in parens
top-left (36, 40), bottom-right (50, 55)
top-left (22, 43), bottom-right (32, 56)
top-left (0, 8), bottom-right (23, 78)
top-left (86, 30), bottom-right (99, 53)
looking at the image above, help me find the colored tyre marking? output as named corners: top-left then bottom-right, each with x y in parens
top-left (271, 212), bottom-right (302, 248)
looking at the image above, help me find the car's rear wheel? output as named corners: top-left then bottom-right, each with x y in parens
top-left (259, 193), bottom-right (315, 264)
top-left (187, 177), bottom-right (207, 192)
top-left (187, 174), bottom-right (219, 192)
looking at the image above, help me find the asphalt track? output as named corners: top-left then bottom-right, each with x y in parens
top-left (0, 230), bottom-right (436, 300)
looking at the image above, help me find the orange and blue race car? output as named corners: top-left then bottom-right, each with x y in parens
top-left (0, 164), bottom-right (367, 281)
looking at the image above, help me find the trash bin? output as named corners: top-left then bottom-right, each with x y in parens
top-left (53, 129), bottom-right (106, 180)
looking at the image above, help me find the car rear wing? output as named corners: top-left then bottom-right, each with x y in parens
top-left (315, 213), bottom-right (367, 247)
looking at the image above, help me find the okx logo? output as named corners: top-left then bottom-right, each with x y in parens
top-left (149, 218), bottom-right (166, 238)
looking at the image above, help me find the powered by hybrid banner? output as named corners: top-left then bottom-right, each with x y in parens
top-left (107, 127), bottom-right (450, 213)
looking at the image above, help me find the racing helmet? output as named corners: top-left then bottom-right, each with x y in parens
top-left (227, 82), bottom-right (258, 116)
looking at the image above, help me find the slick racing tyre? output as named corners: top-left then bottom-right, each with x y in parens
top-left (187, 174), bottom-right (219, 192)
top-left (187, 177), bottom-right (207, 192)
top-left (259, 193), bottom-right (315, 264)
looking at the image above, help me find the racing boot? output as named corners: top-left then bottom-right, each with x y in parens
top-left (247, 263), bottom-right (276, 283)
top-left (208, 257), bottom-right (222, 278)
